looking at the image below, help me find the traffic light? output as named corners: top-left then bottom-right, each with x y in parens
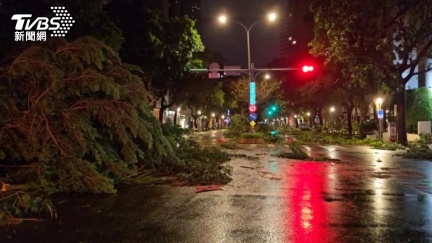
top-left (302, 65), bottom-right (314, 73)
top-left (266, 105), bottom-right (278, 117)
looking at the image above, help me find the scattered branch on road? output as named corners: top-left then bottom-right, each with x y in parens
top-left (195, 185), bottom-right (223, 193)
top-left (229, 154), bottom-right (259, 161)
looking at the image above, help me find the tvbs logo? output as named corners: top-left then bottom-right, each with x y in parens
top-left (11, 7), bottom-right (74, 42)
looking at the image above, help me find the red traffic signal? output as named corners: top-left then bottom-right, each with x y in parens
top-left (302, 65), bottom-right (314, 72)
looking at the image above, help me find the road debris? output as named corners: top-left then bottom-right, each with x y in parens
top-left (195, 185), bottom-right (223, 193)
top-left (259, 170), bottom-right (282, 180)
top-left (240, 165), bottom-right (255, 169)
top-left (171, 181), bottom-right (188, 187)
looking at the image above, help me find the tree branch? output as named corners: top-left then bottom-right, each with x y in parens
top-left (42, 112), bottom-right (58, 146)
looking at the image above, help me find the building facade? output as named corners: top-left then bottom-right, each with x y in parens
top-left (142, 0), bottom-right (201, 22)
top-left (278, 0), bottom-right (314, 59)
top-left (142, 0), bottom-right (170, 19)
top-left (169, 0), bottom-right (201, 21)
top-left (405, 58), bottom-right (432, 90)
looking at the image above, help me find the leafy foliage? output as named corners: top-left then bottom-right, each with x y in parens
top-left (107, 4), bottom-right (205, 121)
top-left (229, 77), bottom-right (284, 113)
top-left (419, 134), bottom-right (432, 144)
top-left (220, 143), bottom-right (240, 150)
top-left (175, 145), bottom-right (232, 185)
top-left (178, 77), bottom-right (225, 117)
top-left (0, 37), bottom-right (176, 195)
top-left (406, 88), bottom-right (432, 133)
top-left (161, 125), bottom-right (232, 185)
top-left (0, 191), bottom-right (55, 226)
top-left (226, 114), bottom-right (249, 136)
top-left (240, 133), bottom-right (264, 139)
top-left (368, 141), bottom-right (405, 151)
top-left (310, 0), bottom-right (432, 144)
top-left (403, 145), bottom-right (432, 159)
top-left (277, 141), bottom-right (308, 160)
top-left (360, 120), bottom-right (377, 135)
top-left (263, 132), bottom-right (283, 144)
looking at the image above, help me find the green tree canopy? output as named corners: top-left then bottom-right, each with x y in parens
top-left (229, 76), bottom-right (284, 115)
top-left (310, 0), bottom-right (432, 144)
top-left (406, 88), bottom-right (432, 132)
top-left (107, 3), bottom-right (205, 121)
top-left (0, 37), bottom-right (175, 194)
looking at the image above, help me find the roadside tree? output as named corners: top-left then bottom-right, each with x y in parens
top-left (107, 3), bottom-right (205, 122)
top-left (310, 0), bottom-right (432, 145)
top-left (229, 76), bottom-right (284, 115)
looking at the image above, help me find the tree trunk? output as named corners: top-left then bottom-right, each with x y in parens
top-left (158, 106), bottom-right (164, 123)
top-left (317, 107), bottom-right (323, 126)
top-left (347, 101), bottom-right (354, 137)
top-left (397, 89), bottom-right (408, 145)
top-left (372, 100), bottom-right (377, 127)
top-left (193, 117), bottom-right (198, 128)
top-left (312, 109), bottom-right (318, 128)
top-left (309, 112), bottom-right (313, 128)
top-left (173, 110), bottom-right (178, 125)
top-left (159, 103), bottom-right (172, 124)
top-left (383, 105), bottom-right (387, 131)
top-left (187, 105), bottom-right (199, 129)
top-left (354, 103), bottom-right (359, 122)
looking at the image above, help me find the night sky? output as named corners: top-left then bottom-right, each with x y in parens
top-left (199, 0), bottom-right (282, 68)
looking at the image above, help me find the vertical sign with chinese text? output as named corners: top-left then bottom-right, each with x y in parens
top-left (250, 81), bottom-right (256, 105)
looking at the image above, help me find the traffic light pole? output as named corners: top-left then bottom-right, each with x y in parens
top-left (190, 67), bottom-right (299, 74)
top-left (190, 65), bottom-right (300, 131)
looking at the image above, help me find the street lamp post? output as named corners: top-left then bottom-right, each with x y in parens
top-left (197, 110), bottom-right (201, 131)
top-left (219, 13), bottom-right (276, 131)
top-left (219, 14), bottom-right (276, 73)
top-left (176, 107), bottom-right (181, 126)
top-left (376, 97), bottom-right (383, 140)
top-left (330, 106), bottom-right (335, 128)
top-left (211, 113), bottom-right (215, 130)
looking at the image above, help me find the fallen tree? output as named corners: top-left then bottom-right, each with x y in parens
top-left (0, 37), bottom-right (179, 225)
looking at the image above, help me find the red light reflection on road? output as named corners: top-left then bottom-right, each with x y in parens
top-left (284, 162), bottom-right (331, 243)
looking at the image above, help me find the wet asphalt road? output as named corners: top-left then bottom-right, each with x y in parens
top-left (1, 131), bottom-right (432, 243)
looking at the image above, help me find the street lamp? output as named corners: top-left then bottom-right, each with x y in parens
top-left (218, 12), bottom-right (276, 131)
top-left (210, 113), bottom-right (216, 130)
top-left (264, 74), bottom-right (270, 80)
top-left (376, 97), bottom-right (383, 109)
top-left (376, 97), bottom-right (384, 140)
top-left (268, 12), bottom-right (277, 21)
top-left (330, 106), bottom-right (335, 128)
top-left (218, 13), bottom-right (277, 71)
top-left (197, 110), bottom-right (202, 131)
top-left (218, 15), bottom-right (227, 23)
